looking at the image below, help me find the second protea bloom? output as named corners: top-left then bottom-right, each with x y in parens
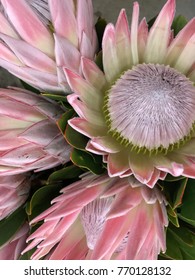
top-left (66, 0), bottom-right (195, 187)
top-left (0, 88), bottom-right (71, 175)
top-left (0, 173), bottom-right (30, 220)
top-left (0, 0), bottom-right (98, 92)
top-left (22, 174), bottom-right (168, 260)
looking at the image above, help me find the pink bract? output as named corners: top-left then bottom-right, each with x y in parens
top-left (0, 0), bottom-right (98, 92)
top-left (0, 88), bottom-right (71, 175)
top-left (66, 0), bottom-right (195, 187)
top-left (0, 173), bottom-right (30, 220)
top-left (23, 173), bottom-right (168, 260)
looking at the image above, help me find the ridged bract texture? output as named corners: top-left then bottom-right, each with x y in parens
top-left (23, 174), bottom-right (168, 260)
top-left (0, 88), bottom-right (71, 175)
top-left (0, 0), bottom-right (98, 92)
top-left (0, 173), bottom-right (30, 220)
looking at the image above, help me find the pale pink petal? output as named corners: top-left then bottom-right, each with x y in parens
top-left (107, 151), bottom-right (130, 177)
top-left (81, 57), bottom-right (107, 89)
top-left (0, 41), bottom-right (23, 65)
top-left (54, 34), bottom-right (81, 74)
top-left (49, 0), bottom-right (78, 47)
top-left (138, 18), bottom-right (148, 61)
top-left (174, 34), bottom-right (195, 74)
top-left (144, 0), bottom-right (175, 63)
top-left (49, 219), bottom-right (85, 259)
top-left (68, 118), bottom-right (107, 138)
top-left (115, 9), bottom-right (132, 71)
top-left (0, 34), bottom-right (56, 72)
top-left (0, 12), bottom-right (19, 38)
top-left (86, 141), bottom-right (108, 155)
top-left (166, 18), bottom-right (195, 65)
top-left (130, 2), bottom-right (139, 65)
top-left (102, 24), bottom-right (120, 83)
top-left (1, 0), bottom-right (54, 57)
top-left (90, 136), bottom-right (122, 153)
top-left (129, 154), bottom-right (154, 185)
top-left (80, 31), bottom-right (94, 59)
top-left (77, 0), bottom-right (94, 44)
top-left (65, 68), bottom-right (103, 110)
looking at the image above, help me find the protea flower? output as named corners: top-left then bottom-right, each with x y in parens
top-left (0, 223), bottom-right (29, 260)
top-left (0, 0), bottom-right (98, 92)
top-left (66, 0), bottom-right (195, 188)
top-left (22, 174), bottom-right (168, 260)
top-left (0, 173), bottom-right (30, 220)
top-left (0, 88), bottom-right (71, 175)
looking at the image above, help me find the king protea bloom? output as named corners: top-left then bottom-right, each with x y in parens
top-left (22, 174), bottom-right (168, 260)
top-left (0, 223), bottom-right (29, 260)
top-left (0, 0), bottom-right (98, 92)
top-left (0, 173), bottom-right (30, 220)
top-left (66, 0), bottom-right (195, 188)
top-left (0, 88), bottom-right (71, 175)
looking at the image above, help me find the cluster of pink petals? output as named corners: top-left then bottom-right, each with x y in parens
top-left (23, 174), bottom-right (168, 260)
top-left (66, 0), bottom-right (195, 188)
top-left (0, 173), bottom-right (30, 220)
top-left (0, 0), bottom-right (98, 92)
top-left (0, 223), bottom-right (29, 260)
top-left (0, 87), bottom-right (71, 175)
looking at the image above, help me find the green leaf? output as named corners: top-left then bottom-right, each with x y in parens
top-left (172, 15), bottom-right (188, 36)
top-left (167, 204), bottom-right (179, 227)
top-left (71, 149), bottom-right (105, 175)
top-left (0, 206), bottom-right (27, 247)
top-left (48, 165), bottom-right (83, 183)
top-left (162, 178), bottom-right (187, 210)
top-left (65, 124), bottom-right (89, 150)
top-left (57, 110), bottom-right (75, 133)
top-left (164, 174), bottom-right (184, 182)
top-left (178, 179), bottom-right (195, 226)
top-left (42, 93), bottom-right (68, 102)
top-left (162, 224), bottom-right (195, 260)
top-left (26, 184), bottom-right (63, 220)
top-left (172, 178), bottom-right (188, 209)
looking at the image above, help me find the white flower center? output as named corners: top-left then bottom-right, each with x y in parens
top-left (105, 64), bottom-right (195, 152)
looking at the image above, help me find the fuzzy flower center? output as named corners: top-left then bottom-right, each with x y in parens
top-left (104, 64), bottom-right (195, 153)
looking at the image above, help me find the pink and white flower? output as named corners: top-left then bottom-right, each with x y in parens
top-left (0, 173), bottom-right (30, 220)
top-left (0, 88), bottom-right (71, 175)
top-left (0, 0), bottom-right (98, 92)
top-left (66, 0), bottom-right (195, 187)
top-left (22, 174), bottom-right (168, 260)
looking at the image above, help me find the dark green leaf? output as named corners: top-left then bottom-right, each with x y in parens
top-left (42, 93), bottom-right (68, 102)
top-left (172, 15), bottom-right (188, 36)
top-left (71, 149), bottom-right (105, 175)
top-left (57, 110), bottom-right (75, 133)
top-left (178, 179), bottom-right (195, 226)
top-left (26, 184), bottom-right (63, 220)
top-left (172, 178), bottom-right (188, 209)
top-left (65, 124), bottom-right (89, 150)
top-left (162, 224), bottom-right (195, 260)
top-left (167, 204), bottom-right (179, 227)
top-left (48, 165), bottom-right (83, 183)
top-left (0, 206), bottom-right (27, 247)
